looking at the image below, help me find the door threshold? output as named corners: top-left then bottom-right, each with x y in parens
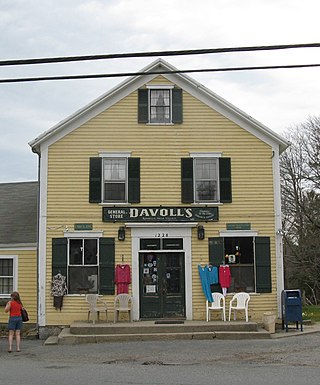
top-left (154, 320), bottom-right (185, 325)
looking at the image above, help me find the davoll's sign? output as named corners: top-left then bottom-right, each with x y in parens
top-left (102, 206), bottom-right (218, 222)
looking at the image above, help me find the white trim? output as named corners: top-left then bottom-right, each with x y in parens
top-left (0, 245), bottom-right (37, 251)
top-left (37, 146), bottom-right (48, 327)
top-left (99, 151), bottom-right (131, 158)
top-left (131, 225), bottom-right (193, 321)
top-left (272, 146), bottom-right (284, 317)
top-left (29, 59), bottom-right (289, 155)
top-left (219, 230), bottom-right (259, 237)
top-left (0, 255), bottom-right (18, 296)
top-left (63, 231), bottom-right (104, 238)
top-left (189, 152), bottom-right (222, 158)
top-left (125, 222), bottom-right (198, 228)
top-left (146, 84), bottom-right (174, 89)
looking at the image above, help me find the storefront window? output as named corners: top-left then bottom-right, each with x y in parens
top-left (224, 237), bottom-right (255, 292)
top-left (68, 239), bottom-right (98, 294)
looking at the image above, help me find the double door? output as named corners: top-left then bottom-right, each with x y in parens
top-left (139, 251), bottom-right (185, 319)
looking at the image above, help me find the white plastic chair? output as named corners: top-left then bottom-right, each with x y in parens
top-left (86, 294), bottom-right (108, 324)
top-left (228, 292), bottom-right (250, 322)
top-left (206, 292), bottom-right (226, 322)
top-left (114, 294), bottom-right (133, 323)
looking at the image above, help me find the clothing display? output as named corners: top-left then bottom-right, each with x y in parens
top-left (206, 265), bottom-right (218, 285)
top-left (115, 264), bottom-right (131, 294)
top-left (51, 273), bottom-right (67, 310)
top-left (219, 265), bottom-right (231, 296)
top-left (198, 265), bottom-right (214, 302)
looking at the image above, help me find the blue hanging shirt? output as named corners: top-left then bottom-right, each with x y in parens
top-left (198, 265), bottom-right (213, 302)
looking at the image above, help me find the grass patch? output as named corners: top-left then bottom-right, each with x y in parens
top-left (302, 305), bottom-right (320, 322)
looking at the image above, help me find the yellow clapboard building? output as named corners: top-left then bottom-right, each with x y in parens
top-left (29, 59), bottom-right (289, 332)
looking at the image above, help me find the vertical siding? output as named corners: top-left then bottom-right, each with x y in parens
top-left (0, 249), bottom-right (37, 323)
top-left (45, 76), bottom-right (278, 323)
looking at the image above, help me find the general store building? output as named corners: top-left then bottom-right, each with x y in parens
top-left (29, 59), bottom-right (289, 331)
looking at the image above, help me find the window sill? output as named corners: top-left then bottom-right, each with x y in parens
top-left (99, 203), bottom-right (129, 206)
top-left (191, 202), bottom-right (223, 206)
top-left (225, 292), bottom-right (260, 296)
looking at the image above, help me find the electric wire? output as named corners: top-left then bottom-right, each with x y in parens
top-left (0, 63), bottom-right (319, 83)
top-left (0, 43), bottom-right (319, 67)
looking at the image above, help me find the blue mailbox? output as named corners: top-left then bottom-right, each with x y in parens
top-left (281, 289), bottom-right (303, 332)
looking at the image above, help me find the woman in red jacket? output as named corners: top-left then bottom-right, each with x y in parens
top-left (5, 291), bottom-right (23, 352)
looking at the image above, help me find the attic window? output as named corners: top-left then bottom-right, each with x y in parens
top-left (138, 86), bottom-right (182, 124)
top-left (150, 89), bottom-right (170, 123)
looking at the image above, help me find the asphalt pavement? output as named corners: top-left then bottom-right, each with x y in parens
top-left (0, 326), bottom-right (320, 385)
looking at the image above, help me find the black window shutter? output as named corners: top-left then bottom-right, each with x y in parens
top-left (52, 238), bottom-right (68, 278)
top-left (181, 158), bottom-right (194, 203)
top-left (219, 157), bottom-right (232, 203)
top-left (172, 88), bottom-right (183, 123)
top-left (255, 237), bottom-right (272, 293)
top-left (99, 238), bottom-right (115, 295)
top-left (208, 237), bottom-right (225, 267)
top-left (138, 89), bottom-right (149, 123)
top-left (89, 157), bottom-right (102, 203)
top-left (128, 158), bottom-right (140, 203)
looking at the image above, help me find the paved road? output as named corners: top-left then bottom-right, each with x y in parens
top-left (0, 333), bottom-right (320, 385)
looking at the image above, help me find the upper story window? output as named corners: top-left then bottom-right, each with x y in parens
top-left (194, 158), bottom-right (219, 202)
top-left (89, 153), bottom-right (140, 204)
top-left (103, 158), bottom-right (127, 202)
top-left (138, 85), bottom-right (182, 124)
top-left (181, 154), bottom-right (232, 204)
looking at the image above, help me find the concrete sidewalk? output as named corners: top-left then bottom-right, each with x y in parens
top-left (271, 321), bottom-right (320, 339)
top-left (44, 320), bottom-right (320, 345)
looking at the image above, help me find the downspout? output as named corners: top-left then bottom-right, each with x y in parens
top-left (32, 146), bottom-right (41, 337)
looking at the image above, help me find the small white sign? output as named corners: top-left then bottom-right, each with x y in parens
top-left (146, 285), bottom-right (156, 293)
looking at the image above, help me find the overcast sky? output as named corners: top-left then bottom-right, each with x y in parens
top-left (1, 0), bottom-right (320, 183)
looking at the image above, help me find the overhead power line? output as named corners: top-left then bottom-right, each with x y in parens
top-left (0, 43), bottom-right (320, 67)
top-left (0, 63), bottom-right (319, 83)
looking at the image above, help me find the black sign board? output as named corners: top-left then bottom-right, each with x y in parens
top-left (103, 206), bottom-right (218, 222)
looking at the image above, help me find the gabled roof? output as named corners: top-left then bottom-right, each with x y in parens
top-left (29, 58), bottom-right (289, 153)
top-left (0, 182), bottom-right (38, 246)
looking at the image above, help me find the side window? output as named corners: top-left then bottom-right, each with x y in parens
top-left (0, 257), bottom-right (16, 296)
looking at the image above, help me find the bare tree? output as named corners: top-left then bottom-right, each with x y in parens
top-left (280, 116), bottom-right (320, 304)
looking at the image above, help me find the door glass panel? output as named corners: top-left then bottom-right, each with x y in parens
top-left (165, 254), bottom-right (181, 294)
top-left (142, 253), bottom-right (158, 294)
